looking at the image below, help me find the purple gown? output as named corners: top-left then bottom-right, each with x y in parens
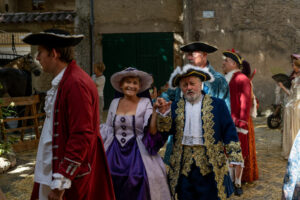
top-left (100, 98), bottom-right (171, 200)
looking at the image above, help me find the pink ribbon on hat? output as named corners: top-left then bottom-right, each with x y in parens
top-left (291, 54), bottom-right (300, 60)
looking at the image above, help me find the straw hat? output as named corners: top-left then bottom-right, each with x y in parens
top-left (110, 67), bottom-right (153, 93)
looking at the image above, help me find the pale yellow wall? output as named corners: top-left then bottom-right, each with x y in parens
top-left (44, 0), bottom-right (74, 11)
top-left (93, 0), bottom-right (184, 75)
top-left (0, 0), bottom-right (17, 12)
top-left (94, 0), bottom-right (183, 34)
top-left (0, 0), bottom-right (4, 12)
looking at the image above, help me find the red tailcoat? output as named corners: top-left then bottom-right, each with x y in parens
top-left (229, 71), bottom-right (251, 158)
top-left (31, 61), bottom-right (115, 200)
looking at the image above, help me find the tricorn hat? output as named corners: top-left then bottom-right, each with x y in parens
top-left (168, 64), bottom-right (214, 89)
top-left (223, 49), bottom-right (244, 66)
top-left (110, 67), bottom-right (153, 93)
top-left (180, 42), bottom-right (218, 53)
top-left (22, 29), bottom-right (84, 47)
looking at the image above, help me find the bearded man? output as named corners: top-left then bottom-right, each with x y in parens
top-left (151, 64), bottom-right (243, 200)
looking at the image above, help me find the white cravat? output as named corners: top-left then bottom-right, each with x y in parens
top-left (34, 68), bottom-right (66, 186)
top-left (224, 69), bottom-right (239, 83)
top-left (182, 95), bottom-right (204, 146)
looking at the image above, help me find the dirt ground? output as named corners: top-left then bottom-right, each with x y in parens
top-left (0, 116), bottom-right (287, 200)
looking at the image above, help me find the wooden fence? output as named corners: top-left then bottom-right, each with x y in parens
top-left (0, 95), bottom-right (45, 142)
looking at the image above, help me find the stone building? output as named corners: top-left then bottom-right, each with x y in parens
top-left (184, 0), bottom-right (300, 114)
top-left (94, 0), bottom-right (300, 112)
top-left (1, 0), bottom-right (299, 111)
top-left (93, 0), bottom-right (183, 107)
top-left (0, 0), bottom-right (76, 93)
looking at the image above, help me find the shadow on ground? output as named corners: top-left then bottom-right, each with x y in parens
top-left (0, 116), bottom-right (287, 200)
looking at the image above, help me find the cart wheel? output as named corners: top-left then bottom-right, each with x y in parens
top-left (267, 114), bottom-right (281, 129)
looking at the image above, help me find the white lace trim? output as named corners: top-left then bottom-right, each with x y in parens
top-left (182, 96), bottom-right (204, 146)
top-left (224, 69), bottom-right (239, 83)
top-left (44, 68), bottom-right (66, 118)
top-left (182, 135), bottom-right (204, 146)
top-left (50, 173), bottom-right (71, 190)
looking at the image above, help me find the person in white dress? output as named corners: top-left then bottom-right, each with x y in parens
top-left (279, 59), bottom-right (300, 159)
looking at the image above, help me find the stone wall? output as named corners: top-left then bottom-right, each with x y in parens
top-left (1, 0), bottom-right (296, 111)
top-left (94, 0), bottom-right (182, 34)
top-left (0, 0), bottom-right (74, 12)
top-left (186, 0), bottom-right (300, 112)
top-left (93, 0), bottom-right (184, 69)
top-left (75, 0), bottom-right (92, 74)
top-left (0, 0), bottom-right (17, 12)
top-left (0, 0), bottom-right (76, 93)
top-left (0, 23), bottom-right (74, 93)
top-left (93, 0), bottom-right (300, 111)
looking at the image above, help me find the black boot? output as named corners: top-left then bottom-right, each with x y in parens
top-left (234, 184), bottom-right (243, 196)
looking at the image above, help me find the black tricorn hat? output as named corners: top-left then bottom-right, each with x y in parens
top-left (180, 42), bottom-right (218, 53)
top-left (223, 50), bottom-right (243, 66)
top-left (22, 29), bottom-right (84, 47)
top-left (168, 64), bottom-right (214, 89)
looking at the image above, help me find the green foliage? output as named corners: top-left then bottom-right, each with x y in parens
top-left (0, 99), bottom-right (17, 156)
top-left (0, 136), bottom-right (17, 156)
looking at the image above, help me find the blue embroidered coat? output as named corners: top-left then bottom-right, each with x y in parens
top-left (157, 94), bottom-right (243, 200)
top-left (162, 64), bottom-right (231, 165)
top-left (203, 63), bottom-right (231, 111)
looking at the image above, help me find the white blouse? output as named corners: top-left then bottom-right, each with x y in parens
top-left (34, 68), bottom-right (70, 192)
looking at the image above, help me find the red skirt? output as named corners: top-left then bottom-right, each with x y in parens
top-left (242, 117), bottom-right (259, 183)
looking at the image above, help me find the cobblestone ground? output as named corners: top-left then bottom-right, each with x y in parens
top-left (0, 116), bottom-right (287, 200)
top-left (230, 117), bottom-right (286, 200)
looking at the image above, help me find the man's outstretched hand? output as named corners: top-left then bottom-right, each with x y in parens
top-left (153, 97), bottom-right (172, 114)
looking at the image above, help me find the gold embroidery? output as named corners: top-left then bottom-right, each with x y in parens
top-left (202, 95), bottom-right (228, 200)
top-left (168, 96), bottom-right (236, 200)
top-left (157, 113), bottom-right (172, 132)
top-left (168, 99), bottom-right (185, 197)
top-left (225, 141), bottom-right (244, 163)
top-left (181, 146), bottom-right (193, 176)
top-left (182, 146), bottom-right (212, 176)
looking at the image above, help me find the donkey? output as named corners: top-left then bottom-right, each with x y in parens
top-left (0, 54), bottom-right (43, 129)
top-left (4, 54), bottom-right (41, 76)
top-left (0, 54), bottom-right (42, 97)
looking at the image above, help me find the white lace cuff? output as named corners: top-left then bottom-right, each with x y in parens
top-left (236, 127), bottom-right (248, 134)
top-left (229, 162), bottom-right (244, 168)
top-left (156, 108), bottom-right (171, 116)
top-left (50, 173), bottom-right (72, 190)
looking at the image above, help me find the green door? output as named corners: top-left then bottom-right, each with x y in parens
top-left (102, 32), bottom-right (174, 109)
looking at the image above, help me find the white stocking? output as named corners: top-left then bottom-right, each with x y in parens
top-left (229, 166), bottom-right (235, 182)
top-left (235, 167), bottom-right (243, 186)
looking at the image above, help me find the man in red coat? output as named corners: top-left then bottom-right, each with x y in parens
top-left (23, 29), bottom-right (115, 200)
top-left (222, 50), bottom-right (252, 196)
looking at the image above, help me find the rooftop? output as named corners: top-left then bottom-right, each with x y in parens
top-left (0, 11), bottom-right (76, 24)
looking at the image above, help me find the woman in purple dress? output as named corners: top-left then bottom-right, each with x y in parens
top-left (100, 67), bottom-right (171, 200)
